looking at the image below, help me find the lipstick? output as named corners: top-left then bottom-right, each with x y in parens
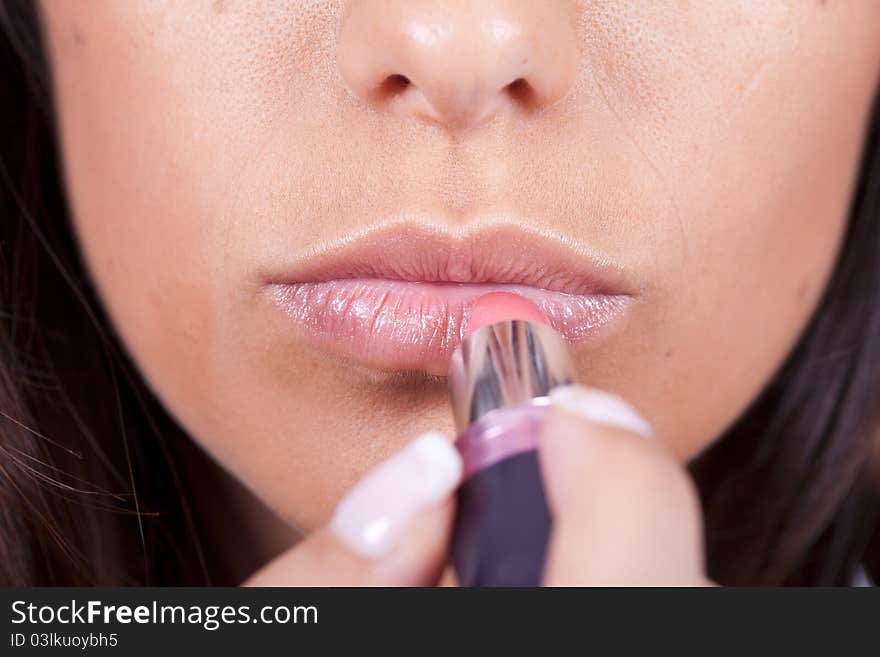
top-left (448, 292), bottom-right (578, 586)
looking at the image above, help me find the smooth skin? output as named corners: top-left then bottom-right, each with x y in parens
top-left (36, 1), bottom-right (880, 584)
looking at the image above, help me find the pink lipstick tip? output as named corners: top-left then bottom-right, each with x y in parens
top-left (464, 292), bottom-right (551, 338)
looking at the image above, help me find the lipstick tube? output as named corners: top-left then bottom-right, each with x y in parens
top-left (447, 319), bottom-right (578, 587)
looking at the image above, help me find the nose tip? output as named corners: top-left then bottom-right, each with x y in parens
top-left (337, 1), bottom-right (579, 129)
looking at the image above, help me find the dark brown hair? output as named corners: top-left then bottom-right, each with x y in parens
top-left (1, 1), bottom-right (878, 586)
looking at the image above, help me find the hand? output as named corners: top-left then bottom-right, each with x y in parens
top-left (539, 384), bottom-right (713, 586)
top-left (244, 384), bottom-right (713, 586)
top-left (243, 431), bottom-right (461, 586)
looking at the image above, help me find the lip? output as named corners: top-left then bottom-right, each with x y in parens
top-left (263, 223), bottom-right (636, 376)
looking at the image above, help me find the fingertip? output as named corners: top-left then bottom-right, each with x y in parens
top-left (539, 384), bottom-right (658, 515)
top-left (548, 384), bottom-right (654, 439)
top-left (330, 430), bottom-right (461, 559)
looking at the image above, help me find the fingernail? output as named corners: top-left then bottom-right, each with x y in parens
top-left (548, 384), bottom-right (654, 439)
top-left (330, 431), bottom-right (462, 558)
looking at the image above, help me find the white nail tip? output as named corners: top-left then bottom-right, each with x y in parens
top-left (549, 384), bottom-right (654, 439)
top-left (410, 431), bottom-right (464, 484)
top-left (330, 431), bottom-right (462, 558)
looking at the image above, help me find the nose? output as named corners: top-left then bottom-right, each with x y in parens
top-left (337, 0), bottom-right (579, 129)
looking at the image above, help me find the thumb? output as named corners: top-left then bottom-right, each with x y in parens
top-left (244, 431), bottom-right (462, 586)
top-left (538, 384), bottom-right (707, 586)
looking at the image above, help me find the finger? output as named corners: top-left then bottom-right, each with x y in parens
top-left (244, 431), bottom-right (461, 586)
top-left (539, 384), bottom-right (706, 586)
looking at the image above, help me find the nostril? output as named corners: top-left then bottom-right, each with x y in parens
top-left (375, 73), bottom-right (411, 100)
top-left (505, 77), bottom-right (537, 109)
top-left (337, 1), bottom-right (579, 127)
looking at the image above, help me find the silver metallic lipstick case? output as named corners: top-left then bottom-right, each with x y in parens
top-left (447, 319), bottom-right (578, 586)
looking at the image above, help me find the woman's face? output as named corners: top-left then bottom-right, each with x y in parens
top-left (38, 1), bottom-right (880, 530)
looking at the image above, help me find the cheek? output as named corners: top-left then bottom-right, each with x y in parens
top-left (558, 1), bottom-right (880, 461)
top-left (644, 141), bottom-right (853, 460)
top-left (49, 84), bottom-right (215, 423)
top-left (599, 7), bottom-right (879, 459)
top-left (41, 5), bottom-right (231, 468)
top-left (40, 2), bottom-right (373, 528)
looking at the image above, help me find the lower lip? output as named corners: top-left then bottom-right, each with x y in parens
top-left (267, 279), bottom-right (631, 375)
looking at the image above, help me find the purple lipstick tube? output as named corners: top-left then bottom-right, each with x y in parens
top-left (447, 318), bottom-right (578, 587)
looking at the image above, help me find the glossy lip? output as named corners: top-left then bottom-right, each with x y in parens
top-left (263, 223), bottom-right (637, 376)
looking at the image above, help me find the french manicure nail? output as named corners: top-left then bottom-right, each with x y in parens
top-left (330, 431), bottom-right (462, 558)
top-left (549, 384), bottom-right (654, 439)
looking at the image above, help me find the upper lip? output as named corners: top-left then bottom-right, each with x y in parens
top-left (263, 222), bottom-right (635, 295)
